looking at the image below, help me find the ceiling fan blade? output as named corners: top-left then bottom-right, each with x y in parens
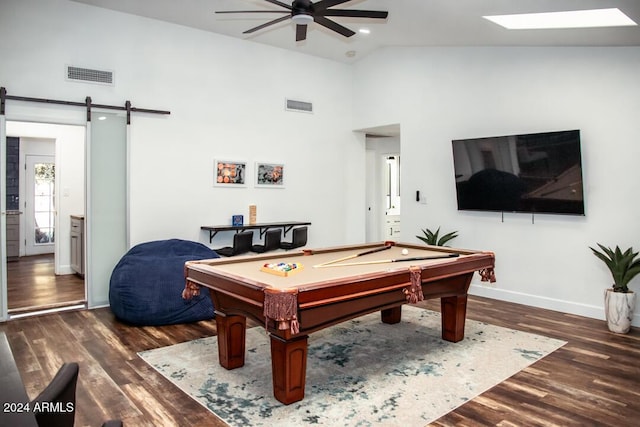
top-left (243, 15), bottom-right (291, 34)
top-left (313, 0), bottom-right (351, 12)
top-left (216, 10), bottom-right (290, 14)
top-left (296, 24), bottom-right (308, 41)
top-left (264, 0), bottom-right (293, 10)
top-left (322, 9), bottom-right (388, 19)
top-left (314, 15), bottom-right (355, 37)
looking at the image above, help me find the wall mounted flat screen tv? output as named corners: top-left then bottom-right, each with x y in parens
top-left (452, 130), bottom-right (585, 215)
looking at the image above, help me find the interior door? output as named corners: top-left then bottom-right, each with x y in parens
top-left (86, 111), bottom-right (128, 307)
top-left (1, 115), bottom-right (8, 320)
top-left (25, 154), bottom-right (56, 256)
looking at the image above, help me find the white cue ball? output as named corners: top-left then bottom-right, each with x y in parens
top-left (401, 248), bottom-right (409, 256)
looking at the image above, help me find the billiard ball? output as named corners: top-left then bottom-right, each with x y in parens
top-left (401, 249), bottom-right (409, 256)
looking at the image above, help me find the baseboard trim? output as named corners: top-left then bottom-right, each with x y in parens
top-left (8, 303), bottom-right (86, 320)
top-left (469, 283), bottom-right (640, 327)
top-left (56, 265), bottom-right (75, 275)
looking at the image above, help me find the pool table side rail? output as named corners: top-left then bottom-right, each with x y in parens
top-left (183, 249), bottom-right (494, 299)
top-left (302, 241), bottom-right (481, 257)
top-left (184, 241), bottom-right (495, 296)
top-left (295, 251), bottom-right (495, 305)
top-left (184, 241), bottom-right (491, 278)
top-left (183, 244), bottom-right (495, 337)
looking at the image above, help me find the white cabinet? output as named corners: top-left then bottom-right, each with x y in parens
top-left (385, 215), bottom-right (401, 239)
top-left (6, 212), bottom-right (20, 261)
top-left (70, 215), bottom-right (84, 276)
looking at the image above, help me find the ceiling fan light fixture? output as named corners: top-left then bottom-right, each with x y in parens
top-left (292, 14), bottom-right (314, 26)
top-left (217, 1), bottom-right (388, 41)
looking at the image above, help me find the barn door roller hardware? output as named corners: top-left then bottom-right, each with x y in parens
top-left (0, 86), bottom-right (170, 124)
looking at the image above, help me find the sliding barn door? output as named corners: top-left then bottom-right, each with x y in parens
top-left (86, 112), bottom-right (128, 307)
top-left (0, 115), bottom-right (7, 319)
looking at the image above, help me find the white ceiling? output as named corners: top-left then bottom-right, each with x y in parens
top-left (72, 0), bottom-right (640, 63)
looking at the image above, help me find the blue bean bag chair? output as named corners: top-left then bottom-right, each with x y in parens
top-left (109, 239), bottom-right (218, 326)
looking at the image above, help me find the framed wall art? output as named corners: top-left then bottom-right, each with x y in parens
top-left (255, 162), bottom-right (285, 188)
top-left (214, 159), bottom-right (247, 187)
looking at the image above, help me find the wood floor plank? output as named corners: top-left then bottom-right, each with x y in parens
top-left (7, 254), bottom-right (85, 311)
top-left (1, 294), bottom-right (639, 426)
top-left (416, 298), bottom-right (640, 427)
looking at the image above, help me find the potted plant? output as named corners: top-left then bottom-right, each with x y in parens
top-left (589, 244), bottom-right (640, 334)
top-left (416, 227), bottom-right (458, 247)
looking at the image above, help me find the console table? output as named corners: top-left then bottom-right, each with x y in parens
top-left (201, 221), bottom-right (311, 243)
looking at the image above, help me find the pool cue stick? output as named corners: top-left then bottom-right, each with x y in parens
top-left (315, 253), bottom-right (460, 268)
top-left (313, 245), bottom-right (392, 268)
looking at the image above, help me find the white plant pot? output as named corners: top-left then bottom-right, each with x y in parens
top-left (604, 289), bottom-right (636, 334)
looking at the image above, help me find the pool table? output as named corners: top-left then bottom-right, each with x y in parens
top-left (183, 241), bottom-right (495, 404)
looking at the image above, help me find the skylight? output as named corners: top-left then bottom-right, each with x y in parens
top-left (483, 8), bottom-right (637, 30)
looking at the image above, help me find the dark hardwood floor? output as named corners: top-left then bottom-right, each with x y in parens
top-left (7, 254), bottom-right (85, 314)
top-left (1, 296), bottom-right (638, 426)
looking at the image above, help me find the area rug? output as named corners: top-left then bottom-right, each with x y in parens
top-left (139, 306), bottom-right (565, 426)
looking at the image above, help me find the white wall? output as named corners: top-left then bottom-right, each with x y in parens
top-left (353, 47), bottom-right (640, 326)
top-left (0, 0), bottom-right (362, 253)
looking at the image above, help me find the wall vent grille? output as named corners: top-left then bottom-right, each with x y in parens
top-left (66, 66), bottom-right (114, 85)
top-left (285, 98), bottom-right (313, 113)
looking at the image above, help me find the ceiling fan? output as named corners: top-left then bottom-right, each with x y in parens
top-left (216, 0), bottom-right (389, 41)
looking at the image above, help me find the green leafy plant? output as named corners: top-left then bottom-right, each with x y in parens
top-left (589, 244), bottom-right (640, 293)
top-left (416, 227), bottom-right (458, 247)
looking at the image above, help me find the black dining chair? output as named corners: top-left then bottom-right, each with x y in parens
top-left (31, 362), bottom-right (79, 427)
top-left (214, 231), bottom-right (254, 256)
top-left (252, 229), bottom-right (282, 253)
top-left (280, 226), bottom-right (307, 250)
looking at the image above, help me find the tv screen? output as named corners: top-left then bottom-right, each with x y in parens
top-left (452, 130), bottom-right (585, 215)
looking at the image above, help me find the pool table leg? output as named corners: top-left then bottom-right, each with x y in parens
top-left (270, 334), bottom-right (308, 405)
top-left (441, 295), bottom-right (468, 342)
top-left (215, 313), bottom-right (246, 369)
top-left (381, 306), bottom-right (402, 324)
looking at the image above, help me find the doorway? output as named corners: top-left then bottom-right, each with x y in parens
top-left (363, 125), bottom-right (401, 242)
top-left (4, 122), bottom-right (86, 315)
top-left (383, 154), bottom-right (401, 239)
top-left (25, 154), bottom-right (55, 256)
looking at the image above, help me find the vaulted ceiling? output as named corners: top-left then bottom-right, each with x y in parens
top-left (72, 0), bottom-right (640, 62)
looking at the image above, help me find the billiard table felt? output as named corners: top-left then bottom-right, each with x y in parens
top-left (188, 245), bottom-right (474, 291)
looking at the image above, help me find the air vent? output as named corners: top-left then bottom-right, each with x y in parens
top-left (285, 98), bottom-right (313, 113)
top-left (66, 65), bottom-right (114, 85)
